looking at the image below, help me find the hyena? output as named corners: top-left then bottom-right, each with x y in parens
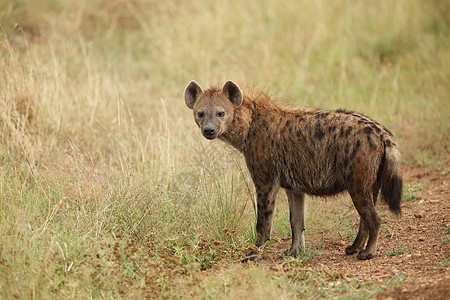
top-left (184, 80), bottom-right (402, 260)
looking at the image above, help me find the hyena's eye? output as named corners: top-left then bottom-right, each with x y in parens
top-left (217, 111), bottom-right (225, 117)
top-left (197, 112), bottom-right (205, 118)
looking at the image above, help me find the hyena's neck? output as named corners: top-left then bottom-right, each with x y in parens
top-left (219, 100), bottom-right (253, 152)
top-left (219, 92), bottom-right (277, 152)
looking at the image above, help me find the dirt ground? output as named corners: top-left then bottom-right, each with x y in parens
top-left (258, 164), bottom-right (450, 299)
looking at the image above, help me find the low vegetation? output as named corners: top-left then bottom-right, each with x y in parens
top-left (0, 0), bottom-right (448, 298)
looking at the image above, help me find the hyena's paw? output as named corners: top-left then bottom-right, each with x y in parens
top-left (357, 249), bottom-right (374, 260)
top-left (345, 245), bottom-right (359, 255)
top-left (284, 247), bottom-right (302, 257)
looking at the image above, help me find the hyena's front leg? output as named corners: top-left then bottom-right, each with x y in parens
top-left (285, 190), bottom-right (306, 257)
top-left (243, 181), bottom-right (279, 261)
top-left (254, 182), bottom-right (279, 247)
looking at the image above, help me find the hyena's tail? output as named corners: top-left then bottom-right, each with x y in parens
top-left (380, 142), bottom-right (403, 215)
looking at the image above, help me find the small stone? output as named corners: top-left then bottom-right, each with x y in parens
top-left (414, 213), bottom-right (423, 219)
top-left (270, 265), bottom-right (283, 272)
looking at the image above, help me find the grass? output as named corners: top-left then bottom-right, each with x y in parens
top-left (386, 247), bottom-right (409, 257)
top-left (0, 0), bottom-right (449, 298)
top-left (441, 226), bottom-right (450, 243)
top-left (437, 258), bottom-right (449, 270)
top-left (402, 182), bottom-right (424, 202)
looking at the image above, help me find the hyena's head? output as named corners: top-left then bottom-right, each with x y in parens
top-left (184, 80), bottom-right (243, 140)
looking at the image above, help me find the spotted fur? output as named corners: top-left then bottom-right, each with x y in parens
top-left (184, 80), bottom-right (403, 260)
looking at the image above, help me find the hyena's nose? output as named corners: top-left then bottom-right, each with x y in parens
top-left (203, 127), bottom-right (216, 136)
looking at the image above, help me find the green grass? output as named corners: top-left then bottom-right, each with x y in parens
top-left (437, 258), bottom-right (449, 270)
top-left (402, 182), bottom-right (424, 202)
top-left (0, 0), bottom-right (449, 298)
top-left (441, 226), bottom-right (450, 243)
top-left (386, 246), bottom-right (409, 257)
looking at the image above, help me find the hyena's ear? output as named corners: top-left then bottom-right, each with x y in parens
top-left (184, 80), bottom-right (203, 109)
top-left (221, 80), bottom-right (243, 108)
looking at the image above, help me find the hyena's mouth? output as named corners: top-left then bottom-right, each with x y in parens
top-left (202, 127), bottom-right (219, 140)
top-left (202, 132), bottom-right (218, 140)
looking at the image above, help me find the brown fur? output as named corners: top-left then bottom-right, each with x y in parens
top-left (184, 81), bottom-right (403, 260)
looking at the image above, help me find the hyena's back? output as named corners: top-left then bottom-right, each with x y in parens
top-left (246, 106), bottom-right (400, 204)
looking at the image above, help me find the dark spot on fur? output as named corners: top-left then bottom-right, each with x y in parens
top-left (382, 125), bottom-right (393, 136)
top-left (315, 113), bottom-right (328, 120)
top-left (328, 126), bottom-right (336, 133)
top-left (349, 140), bottom-right (361, 161)
top-left (295, 113), bottom-right (305, 121)
top-left (285, 120), bottom-right (292, 133)
top-left (314, 123), bottom-right (325, 141)
top-left (364, 126), bottom-right (372, 134)
top-left (345, 127), bottom-right (352, 136)
top-left (371, 125), bottom-right (381, 133)
top-left (385, 139), bottom-right (392, 147)
top-left (336, 109), bottom-right (353, 114)
top-left (297, 130), bottom-right (305, 141)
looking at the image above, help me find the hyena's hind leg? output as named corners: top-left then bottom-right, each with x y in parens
top-left (345, 184), bottom-right (381, 255)
top-left (345, 217), bottom-right (369, 255)
top-left (347, 190), bottom-right (381, 260)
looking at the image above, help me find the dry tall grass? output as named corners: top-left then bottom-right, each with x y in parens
top-left (0, 0), bottom-right (448, 298)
